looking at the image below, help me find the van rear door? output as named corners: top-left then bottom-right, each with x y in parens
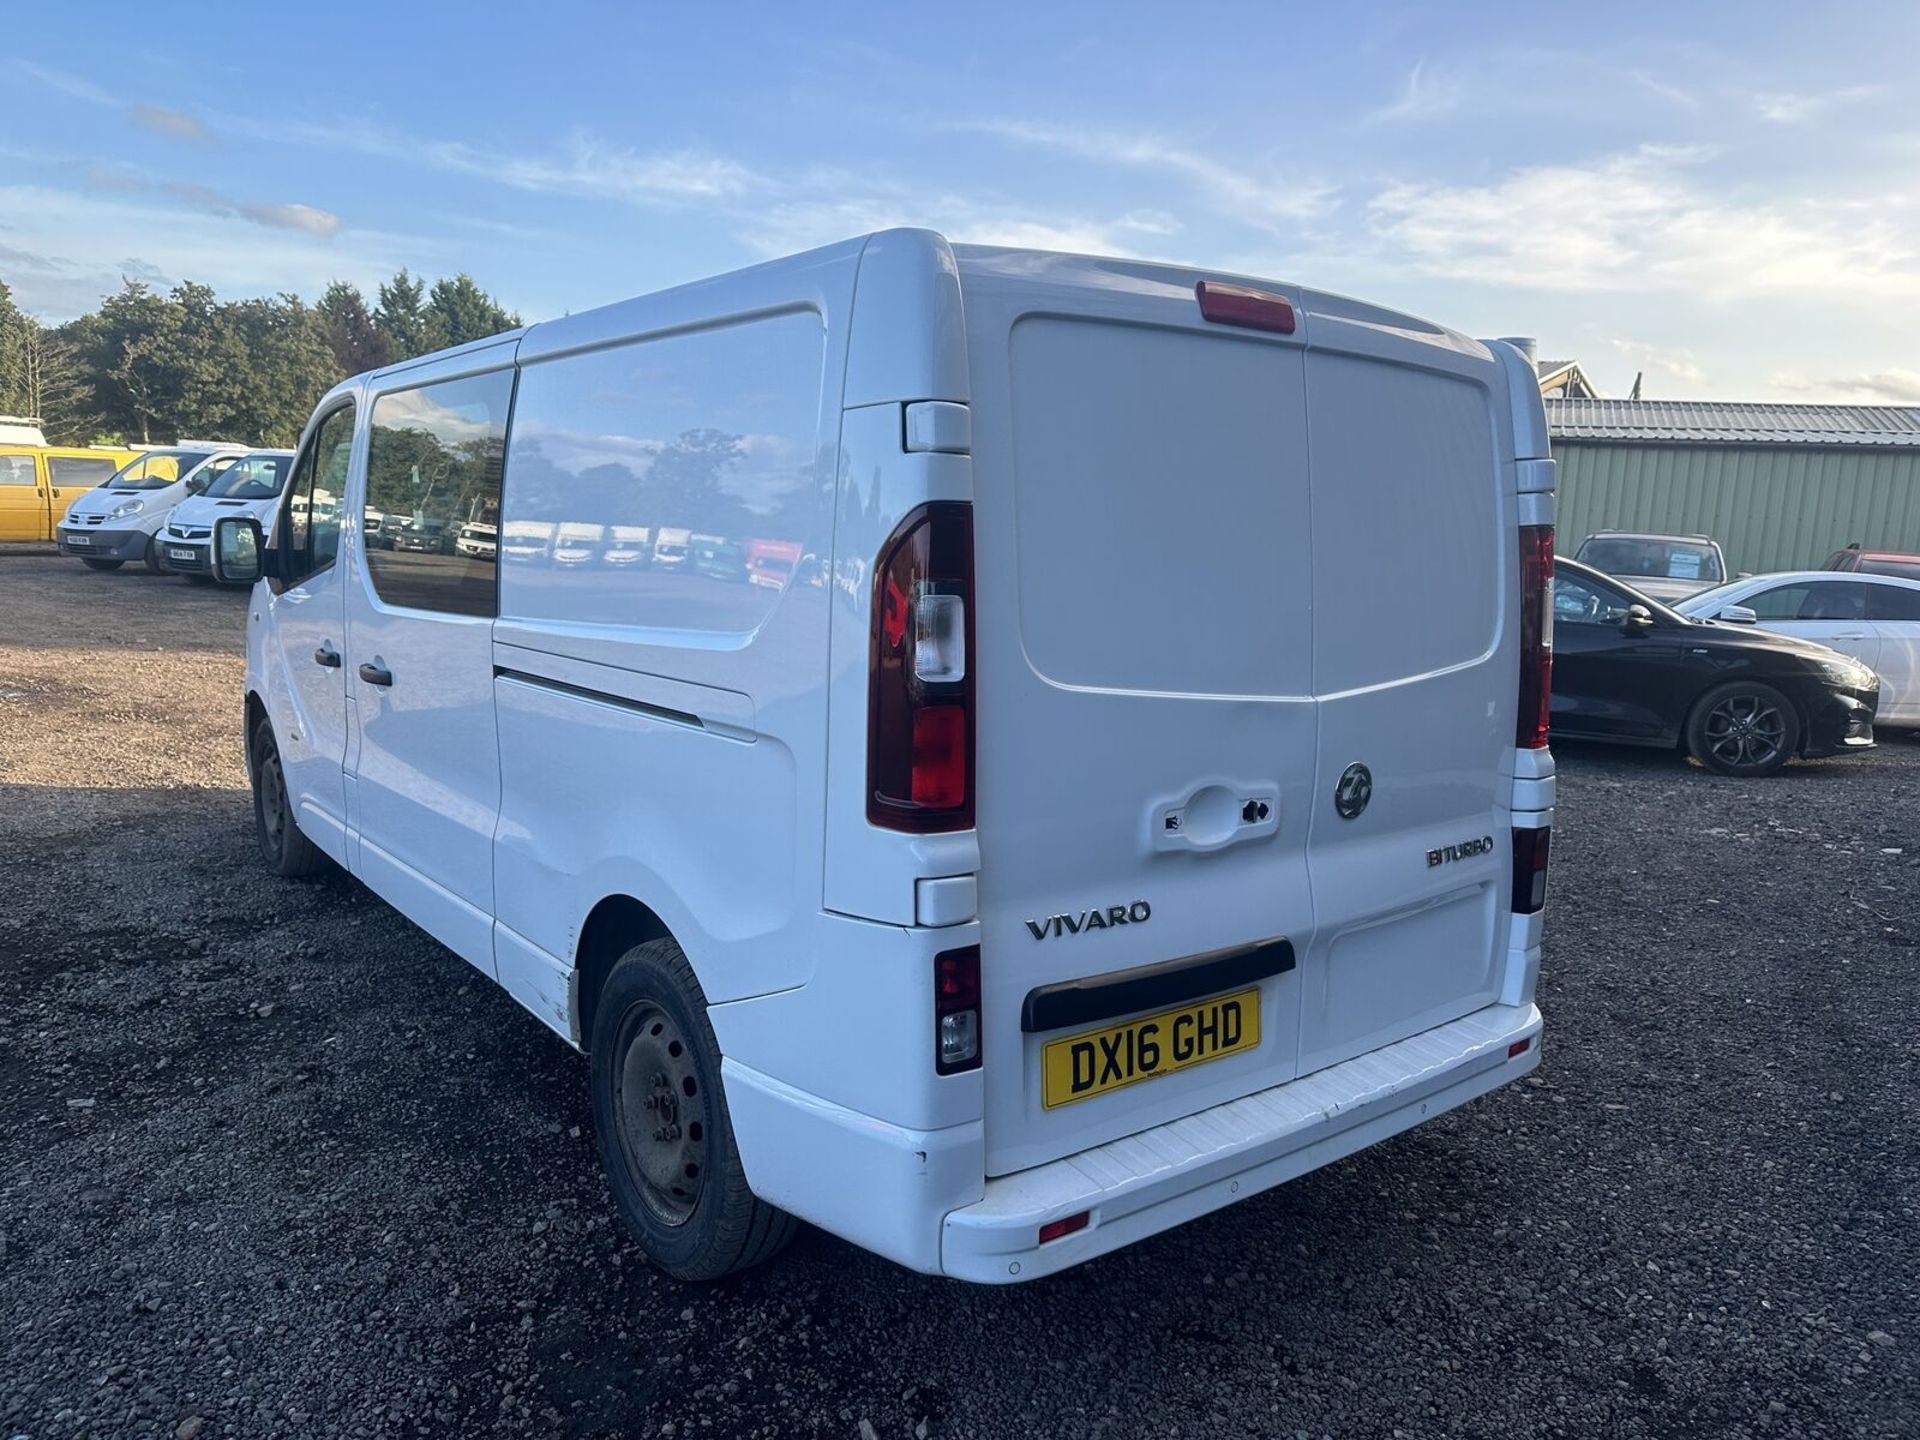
top-left (959, 254), bottom-right (1516, 1176)
top-left (962, 260), bottom-right (1318, 1176)
top-left (1293, 307), bottom-right (1514, 1076)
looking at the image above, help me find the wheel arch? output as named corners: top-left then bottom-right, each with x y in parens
top-left (574, 893), bottom-right (676, 1052)
top-left (243, 689), bottom-right (269, 778)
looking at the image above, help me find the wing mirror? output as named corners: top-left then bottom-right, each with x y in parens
top-left (212, 515), bottom-right (269, 585)
top-left (1717, 604), bottom-right (1759, 625)
top-left (1624, 603), bottom-right (1656, 631)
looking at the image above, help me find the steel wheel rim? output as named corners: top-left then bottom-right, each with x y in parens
top-left (1705, 693), bottom-right (1786, 769)
top-left (613, 1002), bottom-right (709, 1226)
top-left (258, 749), bottom-right (288, 853)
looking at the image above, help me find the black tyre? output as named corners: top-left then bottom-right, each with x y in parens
top-left (142, 534), bottom-right (164, 574)
top-left (81, 557), bottom-right (124, 572)
top-left (249, 717), bottom-right (329, 876)
top-left (590, 938), bottom-right (796, 1280)
top-left (1685, 680), bottom-right (1800, 776)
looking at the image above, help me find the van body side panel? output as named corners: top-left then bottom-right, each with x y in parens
top-left (492, 257), bottom-right (854, 1011)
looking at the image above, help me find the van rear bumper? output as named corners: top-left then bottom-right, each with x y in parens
top-left (940, 1001), bottom-right (1541, 1283)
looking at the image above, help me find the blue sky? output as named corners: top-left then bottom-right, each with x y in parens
top-left (5, 1), bottom-right (1916, 402)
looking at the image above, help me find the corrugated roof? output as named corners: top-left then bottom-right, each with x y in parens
top-left (1535, 359), bottom-right (1575, 377)
top-left (1547, 398), bottom-right (1920, 448)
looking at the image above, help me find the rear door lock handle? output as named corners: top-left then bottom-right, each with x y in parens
top-left (358, 661), bottom-right (393, 687)
top-left (313, 645), bottom-right (341, 668)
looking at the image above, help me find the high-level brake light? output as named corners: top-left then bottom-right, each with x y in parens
top-left (1195, 280), bottom-right (1297, 335)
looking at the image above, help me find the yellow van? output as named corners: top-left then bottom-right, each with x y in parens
top-left (0, 446), bottom-right (142, 542)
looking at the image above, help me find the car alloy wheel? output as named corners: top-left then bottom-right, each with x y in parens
top-left (1703, 692), bottom-right (1787, 771)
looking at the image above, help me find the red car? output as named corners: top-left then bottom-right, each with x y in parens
top-left (1826, 544), bottom-right (1920, 581)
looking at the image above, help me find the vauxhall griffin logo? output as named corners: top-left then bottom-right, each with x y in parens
top-left (1333, 762), bottom-right (1372, 820)
top-left (1026, 901), bottom-right (1151, 940)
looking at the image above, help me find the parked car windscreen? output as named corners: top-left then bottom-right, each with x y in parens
top-left (105, 449), bottom-right (204, 490)
top-left (203, 454), bottom-right (291, 499)
top-left (1575, 536), bottom-right (1723, 582)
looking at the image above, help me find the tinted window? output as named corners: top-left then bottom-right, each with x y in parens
top-left (363, 371), bottom-right (511, 618)
top-left (0, 455), bottom-right (34, 486)
top-left (1575, 537), bottom-right (1722, 582)
top-left (1858, 557), bottom-right (1920, 582)
top-left (283, 406), bottom-right (354, 584)
top-left (1746, 581), bottom-right (1868, 621)
top-left (1554, 573), bottom-right (1633, 626)
top-left (501, 312), bottom-right (826, 636)
top-left (47, 456), bottom-right (117, 486)
top-left (204, 454), bottom-right (291, 499)
top-left (1867, 584), bottom-right (1920, 622)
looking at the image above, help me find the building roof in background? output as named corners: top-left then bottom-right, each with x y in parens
top-left (1546, 398), bottom-right (1920, 448)
top-left (1535, 359), bottom-right (1599, 400)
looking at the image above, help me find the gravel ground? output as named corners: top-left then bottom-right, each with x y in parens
top-left (3, 552), bottom-right (1917, 1440)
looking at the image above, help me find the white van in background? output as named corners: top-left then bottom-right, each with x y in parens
top-left (157, 449), bottom-right (296, 583)
top-left (216, 230), bottom-right (1555, 1283)
top-left (59, 443), bottom-right (251, 572)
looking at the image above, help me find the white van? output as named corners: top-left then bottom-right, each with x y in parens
top-left (214, 230), bottom-right (1556, 1283)
top-left (157, 449), bottom-right (296, 582)
top-left (60, 443), bottom-right (250, 571)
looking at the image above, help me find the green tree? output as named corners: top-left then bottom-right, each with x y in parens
top-left (374, 269), bottom-right (429, 362)
top-left (423, 274), bottom-right (520, 352)
top-left (10, 319), bottom-right (91, 441)
top-left (0, 279), bottom-right (25, 414)
top-left (221, 295), bottom-right (338, 446)
top-left (317, 280), bottom-right (390, 376)
top-left (90, 281), bottom-right (186, 443)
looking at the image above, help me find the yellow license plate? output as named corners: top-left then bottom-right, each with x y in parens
top-left (1041, 988), bottom-right (1260, 1109)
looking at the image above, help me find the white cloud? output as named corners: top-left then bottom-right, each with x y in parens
top-left (80, 166), bottom-right (342, 236)
top-left (1755, 85), bottom-right (1883, 124)
top-left (130, 104), bottom-right (210, 142)
top-left (1368, 58), bottom-right (1460, 124)
top-left (964, 119), bottom-right (1335, 232)
top-left (1368, 144), bottom-right (1920, 303)
top-left (1770, 368), bottom-right (1920, 403)
top-left (1609, 338), bottom-right (1706, 385)
top-left (0, 185), bottom-right (427, 318)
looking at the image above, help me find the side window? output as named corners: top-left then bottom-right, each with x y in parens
top-left (0, 455), bottom-right (36, 486)
top-left (363, 371), bottom-right (511, 618)
top-left (1553, 574), bottom-right (1631, 626)
top-left (1797, 582), bottom-right (1868, 621)
top-left (1867, 585), bottom-right (1920, 622)
top-left (1743, 584), bottom-right (1812, 621)
top-left (282, 405), bottom-right (355, 585)
top-left (48, 456), bottom-right (116, 486)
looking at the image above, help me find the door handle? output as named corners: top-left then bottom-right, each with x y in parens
top-left (358, 661), bottom-right (393, 687)
top-left (313, 645), bottom-right (342, 668)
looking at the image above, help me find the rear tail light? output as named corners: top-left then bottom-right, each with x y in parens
top-left (935, 944), bottom-right (981, 1074)
top-left (869, 502), bottom-right (975, 831)
top-left (1512, 825), bottom-right (1551, 914)
top-left (1517, 524), bottom-right (1554, 749)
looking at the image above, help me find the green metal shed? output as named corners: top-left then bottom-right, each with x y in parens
top-left (1546, 399), bottom-right (1920, 575)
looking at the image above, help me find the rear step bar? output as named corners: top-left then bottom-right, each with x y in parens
top-left (1020, 937), bottom-right (1295, 1033)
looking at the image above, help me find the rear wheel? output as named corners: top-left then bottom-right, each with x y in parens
top-left (249, 717), bottom-right (328, 876)
top-left (1686, 681), bottom-right (1800, 776)
top-left (590, 938), bottom-right (796, 1280)
top-left (81, 557), bottom-right (124, 572)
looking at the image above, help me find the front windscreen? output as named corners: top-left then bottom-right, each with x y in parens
top-left (204, 454), bottom-right (292, 499)
top-left (107, 450), bottom-right (201, 490)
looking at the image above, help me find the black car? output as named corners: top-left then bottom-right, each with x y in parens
top-left (1552, 556), bottom-right (1879, 776)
